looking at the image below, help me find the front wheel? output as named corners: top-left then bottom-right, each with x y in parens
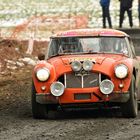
top-left (121, 75), bottom-right (138, 118)
top-left (31, 82), bottom-right (48, 119)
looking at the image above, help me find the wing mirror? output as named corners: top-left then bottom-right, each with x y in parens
top-left (38, 53), bottom-right (45, 60)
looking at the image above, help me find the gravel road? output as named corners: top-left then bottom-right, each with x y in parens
top-left (0, 68), bottom-right (140, 140)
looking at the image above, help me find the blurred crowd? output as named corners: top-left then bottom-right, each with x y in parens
top-left (100, 0), bottom-right (140, 28)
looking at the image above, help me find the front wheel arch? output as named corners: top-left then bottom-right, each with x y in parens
top-left (121, 75), bottom-right (138, 118)
top-left (31, 82), bottom-right (48, 119)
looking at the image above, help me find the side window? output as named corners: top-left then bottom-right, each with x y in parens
top-left (127, 37), bottom-right (136, 57)
top-left (46, 40), bottom-right (52, 58)
top-left (48, 39), bottom-right (59, 58)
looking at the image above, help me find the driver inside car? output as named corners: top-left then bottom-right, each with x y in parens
top-left (100, 38), bottom-right (115, 53)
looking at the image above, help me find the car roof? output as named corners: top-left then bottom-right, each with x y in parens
top-left (51, 28), bottom-right (129, 38)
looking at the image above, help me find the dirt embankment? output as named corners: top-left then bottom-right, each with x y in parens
top-left (0, 39), bottom-right (48, 75)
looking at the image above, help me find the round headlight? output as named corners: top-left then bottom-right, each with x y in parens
top-left (50, 82), bottom-right (65, 97)
top-left (83, 60), bottom-right (93, 71)
top-left (36, 68), bottom-right (50, 82)
top-left (115, 64), bottom-right (128, 79)
top-left (100, 79), bottom-right (114, 95)
top-left (71, 61), bottom-right (82, 72)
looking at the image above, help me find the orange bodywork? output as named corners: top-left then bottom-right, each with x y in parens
top-left (33, 54), bottom-right (133, 104)
top-left (32, 29), bottom-right (135, 105)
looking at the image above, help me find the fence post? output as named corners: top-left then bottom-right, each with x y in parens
top-left (26, 32), bottom-right (35, 55)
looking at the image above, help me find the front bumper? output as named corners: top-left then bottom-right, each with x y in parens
top-left (36, 91), bottom-right (130, 104)
top-left (36, 93), bottom-right (58, 104)
top-left (109, 91), bottom-right (130, 102)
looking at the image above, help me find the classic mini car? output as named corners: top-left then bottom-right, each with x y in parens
top-left (32, 29), bottom-right (140, 118)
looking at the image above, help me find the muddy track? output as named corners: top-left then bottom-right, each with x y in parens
top-left (0, 69), bottom-right (140, 140)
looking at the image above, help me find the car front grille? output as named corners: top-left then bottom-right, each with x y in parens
top-left (64, 72), bottom-right (99, 88)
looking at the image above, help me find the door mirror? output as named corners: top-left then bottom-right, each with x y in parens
top-left (38, 53), bottom-right (45, 60)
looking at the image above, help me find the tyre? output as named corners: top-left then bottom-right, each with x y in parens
top-left (31, 82), bottom-right (48, 119)
top-left (47, 104), bottom-right (58, 119)
top-left (121, 75), bottom-right (138, 118)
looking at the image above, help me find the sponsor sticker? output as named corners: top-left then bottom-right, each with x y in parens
top-left (69, 57), bottom-right (96, 62)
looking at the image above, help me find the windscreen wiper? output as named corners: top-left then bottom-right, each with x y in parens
top-left (83, 51), bottom-right (100, 54)
top-left (49, 53), bottom-right (64, 58)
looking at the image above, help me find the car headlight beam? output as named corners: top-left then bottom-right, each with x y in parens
top-left (115, 64), bottom-right (128, 79)
top-left (36, 68), bottom-right (50, 82)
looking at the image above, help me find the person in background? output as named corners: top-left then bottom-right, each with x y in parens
top-left (119, 0), bottom-right (133, 28)
top-left (100, 0), bottom-right (112, 28)
top-left (138, 0), bottom-right (140, 27)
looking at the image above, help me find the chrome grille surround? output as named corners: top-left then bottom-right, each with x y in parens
top-left (64, 72), bottom-right (99, 88)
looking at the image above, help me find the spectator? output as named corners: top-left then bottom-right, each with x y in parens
top-left (100, 0), bottom-right (112, 28)
top-left (138, 0), bottom-right (140, 27)
top-left (119, 0), bottom-right (133, 28)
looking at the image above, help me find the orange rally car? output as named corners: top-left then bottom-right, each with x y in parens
top-left (32, 28), bottom-right (140, 118)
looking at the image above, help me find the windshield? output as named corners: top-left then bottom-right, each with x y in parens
top-left (47, 37), bottom-right (129, 58)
